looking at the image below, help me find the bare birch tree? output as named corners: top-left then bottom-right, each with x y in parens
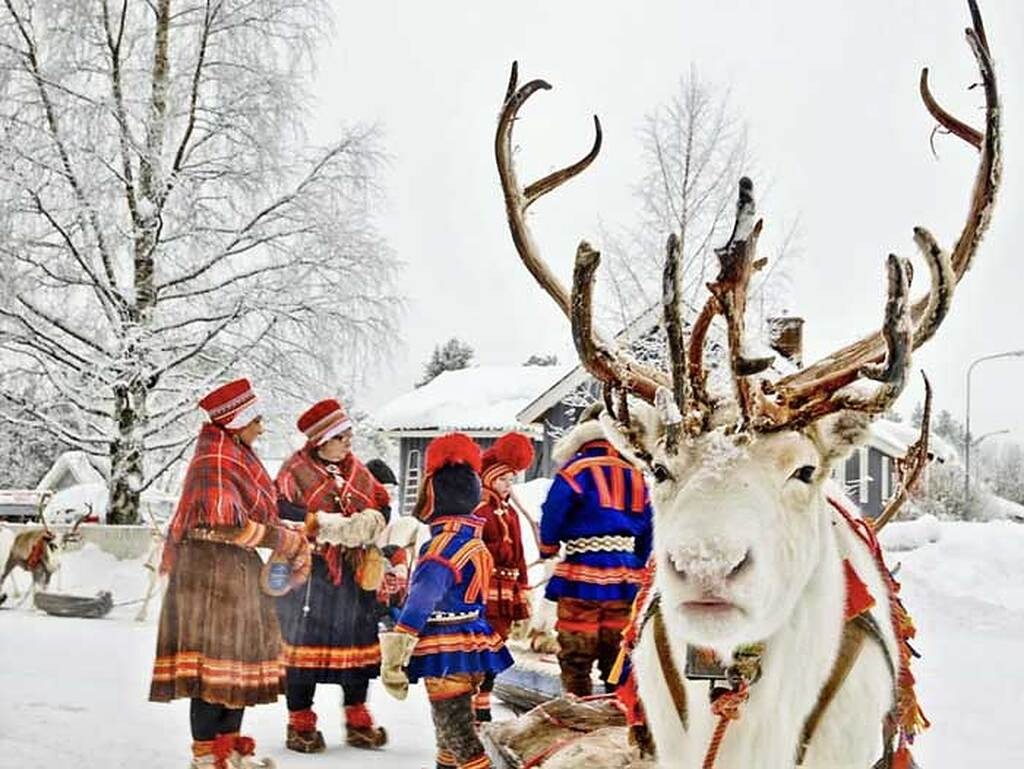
top-left (602, 69), bottom-right (796, 336)
top-left (0, 1), bottom-right (399, 523)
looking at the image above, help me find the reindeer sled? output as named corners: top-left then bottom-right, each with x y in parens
top-left (485, 2), bottom-right (1000, 767)
top-left (33, 589), bottom-right (114, 619)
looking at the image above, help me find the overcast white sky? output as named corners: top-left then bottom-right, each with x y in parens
top-left (307, 0), bottom-right (1023, 446)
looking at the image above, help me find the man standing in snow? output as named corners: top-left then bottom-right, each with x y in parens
top-left (275, 398), bottom-right (391, 753)
top-left (150, 378), bottom-right (310, 769)
top-left (538, 406), bottom-right (653, 696)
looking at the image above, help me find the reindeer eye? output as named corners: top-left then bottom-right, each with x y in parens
top-left (791, 465), bottom-right (817, 484)
top-left (651, 462), bottom-right (674, 483)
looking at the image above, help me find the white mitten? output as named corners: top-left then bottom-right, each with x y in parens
top-left (315, 509), bottom-right (386, 547)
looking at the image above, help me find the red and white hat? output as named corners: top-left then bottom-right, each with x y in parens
top-left (480, 432), bottom-right (535, 489)
top-left (297, 398), bottom-right (353, 446)
top-left (199, 378), bottom-right (260, 429)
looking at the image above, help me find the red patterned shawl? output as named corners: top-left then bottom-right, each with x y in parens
top-left (275, 448), bottom-right (390, 584)
top-left (161, 423), bottom-right (278, 573)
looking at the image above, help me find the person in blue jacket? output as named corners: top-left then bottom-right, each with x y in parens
top-left (379, 433), bottom-right (512, 769)
top-left (539, 406), bottom-right (653, 696)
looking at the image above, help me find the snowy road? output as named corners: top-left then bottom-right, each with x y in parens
top-left (2, 521), bottom-right (1023, 767)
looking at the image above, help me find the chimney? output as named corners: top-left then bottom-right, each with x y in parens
top-left (767, 316), bottom-right (804, 367)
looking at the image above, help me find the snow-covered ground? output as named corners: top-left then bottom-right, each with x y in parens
top-left (2, 521), bottom-right (1023, 767)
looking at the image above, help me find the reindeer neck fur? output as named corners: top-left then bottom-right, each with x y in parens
top-left (633, 492), bottom-right (895, 769)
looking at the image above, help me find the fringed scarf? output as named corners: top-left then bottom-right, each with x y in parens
top-left (161, 423), bottom-right (278, 574)
top-left (276, 448), bottom-right (389, 585)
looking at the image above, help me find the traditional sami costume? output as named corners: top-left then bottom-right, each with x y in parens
top-left (150, 378), bottom-right (309, 769)
top-left (274, 398), bottom-right (390, 752)
top-left (473, 431), bottom-right (535, 720)
top-left (380, 433), bottom-right (512, 769)
top-left (539, 418), bottom-right (653, 696)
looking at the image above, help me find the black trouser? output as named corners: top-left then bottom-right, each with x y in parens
top-left (286, 679), bottom-right (369, 712)
top-left (190, 698), bottom-right (244, 741)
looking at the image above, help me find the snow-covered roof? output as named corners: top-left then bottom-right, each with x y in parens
top-left (868, 420), bottom-right (960, 463)
top-left (372, 364), bottom-right (574, 434)
top-left (35, 451), bottom-right (106, 491)
top-left (517, 305), bottom-right (663, 425)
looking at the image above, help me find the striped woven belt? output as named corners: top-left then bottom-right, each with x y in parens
top-left (565, 535), bottom-right (635, 555)
top-left (427, 609), bottom-right (480, 625)
top-left (495, 567), bottom-right (520, 580)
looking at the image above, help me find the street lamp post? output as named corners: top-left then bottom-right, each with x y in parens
top-left (964, 350), bottom-right (1024, 504)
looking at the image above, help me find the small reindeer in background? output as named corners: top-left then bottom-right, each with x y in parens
top-left (0, 510), bottom-right (89, 606)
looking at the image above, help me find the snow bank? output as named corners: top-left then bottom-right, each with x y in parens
top-left (978, 491), bottom-right (1024, 522)
top-left (878, 514), bottom-right (942, 552)
top-left (896, 519), bottom-right (1024, 614)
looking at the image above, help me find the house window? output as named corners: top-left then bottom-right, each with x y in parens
top-left (858, 447), bottom-right (870, 504)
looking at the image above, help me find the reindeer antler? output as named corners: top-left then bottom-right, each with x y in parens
top-left (872, 373), bottom-right (933, 532)
top-left (496, 62), bottom-right (668, 409)
top-left (761, 0), bottom-right (1000, 429)
top-left (496, 1), bottom-right (999, 449)
top-left (35, 492), bottom-right (53, 536)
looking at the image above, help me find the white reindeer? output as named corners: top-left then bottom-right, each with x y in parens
top-left (492, 3), bottom-right (1000, 767)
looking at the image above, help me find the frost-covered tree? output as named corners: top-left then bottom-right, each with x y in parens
top-left (601, 69), bottom-right (797, 334)
top-left (417, 338), bottom-right (474, 387)
top-left (988, 442), bottom-right (1024, 506)
top-left (0, 377), bottom-right (67, 487)
top-left (0, 1), bottom-right (399, 523)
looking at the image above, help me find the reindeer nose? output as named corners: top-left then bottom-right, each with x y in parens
top-left (668, 545), bottom-right (753, 584)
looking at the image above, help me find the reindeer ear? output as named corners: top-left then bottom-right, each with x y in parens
top-left (597, 401), bottom-right (664, 467)
top-left (809, 410), bottom-right (873, 468)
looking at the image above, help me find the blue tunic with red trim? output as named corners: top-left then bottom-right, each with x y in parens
top-left (540, 439), bottom-right (653, 603)
top-left (395, 515), bottom-right (514, 682)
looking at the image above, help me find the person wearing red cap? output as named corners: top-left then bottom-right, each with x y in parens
top-left (472, 432), bottom-right (535, 722)
top-left (150, 378), bottom-right (311, 769)
top-left (379, 433), bottom-right (513, 769)
top-left (274, 398), bottom-right (391, 753)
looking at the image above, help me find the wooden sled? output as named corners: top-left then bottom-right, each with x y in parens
top-left (34, 590), bottom-right (114, 619)
top-left (482, 694), bottom-right (652, 769)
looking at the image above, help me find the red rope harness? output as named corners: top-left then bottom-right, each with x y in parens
top-left (702, 681), bottom-right (751, 769)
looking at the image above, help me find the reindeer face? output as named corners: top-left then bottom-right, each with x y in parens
top-left (600, 405), bottom-right (864, 652)
top-left (654, 429), bottom-right (830, 648)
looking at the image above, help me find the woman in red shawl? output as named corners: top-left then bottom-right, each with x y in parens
top-left (473, 432), bottom-right (535, 721)
top-left (150, 379), bottom-right (310, 769)
top-left (274, 398), bottom-right (391, 753)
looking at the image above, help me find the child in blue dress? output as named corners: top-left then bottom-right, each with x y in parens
top-left (379, 433), bottom-right (512, 769)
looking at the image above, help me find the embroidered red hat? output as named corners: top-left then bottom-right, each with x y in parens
top-left (297, 398), bottom-right (352, 446)
top-left (199, 378), bottom-right (260, 429)
top-left (481, 432), bottom-right (534, 489)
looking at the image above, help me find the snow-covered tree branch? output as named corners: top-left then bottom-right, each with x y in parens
top-left (0, 0), bottom-right (400, 522)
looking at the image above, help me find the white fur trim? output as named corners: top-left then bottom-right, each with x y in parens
top-left (552, 420), bottom-right (607, 466)
top-left (224, 400), bottom-right (260, 429)
top-left (316, 417), bottom-right (353, 445)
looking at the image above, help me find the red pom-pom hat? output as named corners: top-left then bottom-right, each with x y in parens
top-left (297, 398), bottom-right (352, 446)
top-left (425, 432), bottom-right (482, 476)
top-left (199, 378), bottom-right (259, 429)
top-left (480, 432), bottom-right (534, 489)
